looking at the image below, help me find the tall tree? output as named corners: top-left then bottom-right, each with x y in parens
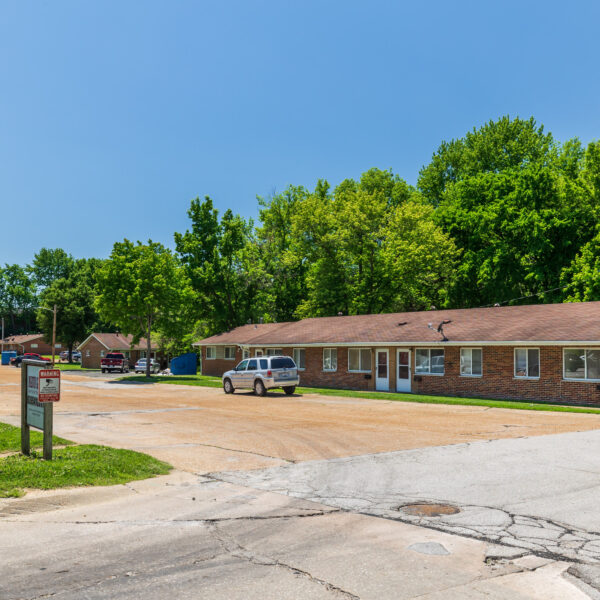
top-left (0, 264), bottom-right (36, 335)
top-left (36, 258), bottom-right (104, 361)
top-left (419, 117), bottom-right (596, 307)
top-left (256, 186), bottom-right (309, 322)
top-left (175, 196), bottom-right (267, 334)
top-left (95, 240), bottom-right (191, 377)
top-left (30, 248), bottom-right (74, 290)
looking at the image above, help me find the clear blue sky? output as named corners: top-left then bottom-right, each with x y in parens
top-left (2, 1), bottom-right (599, 265)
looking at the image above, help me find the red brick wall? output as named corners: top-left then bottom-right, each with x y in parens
top-left (3, 338), bottom-right (53, 354)
top-left (201, 343), bottom-right (600, 406)
top-left (81, 339), bottom-right (164, 369)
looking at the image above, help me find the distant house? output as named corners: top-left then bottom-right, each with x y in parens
top-left (78, 333), bottom-right (163, 369)
top-left (194, 301), bottom-right (600, 406)
top-left (1, 334), bottom-right (55, 355)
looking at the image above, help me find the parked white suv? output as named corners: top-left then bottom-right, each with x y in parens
top-left (222, 355), bottom-right (299, 396)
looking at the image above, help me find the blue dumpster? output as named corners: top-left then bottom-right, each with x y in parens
top-left (170, 352), bottom-right (198, 375)
top-left (1, 351), bottom-right (17, 365)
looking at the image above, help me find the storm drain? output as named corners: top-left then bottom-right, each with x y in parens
top-left (399, 503), bottom-right (460, 517)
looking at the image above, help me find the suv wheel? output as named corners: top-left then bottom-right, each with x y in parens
top-left (254, 379), bottom-right (267, 397)
top-left (283, 386), bottom-right (296, 395)
top-left (223, 378), bottom-right (234, 394)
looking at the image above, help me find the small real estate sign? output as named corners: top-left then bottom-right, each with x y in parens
top-left (26, 365), bottom-right (44, 430)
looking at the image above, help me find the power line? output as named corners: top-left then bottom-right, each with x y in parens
top-left (481, 284), bottom-right (571, 308)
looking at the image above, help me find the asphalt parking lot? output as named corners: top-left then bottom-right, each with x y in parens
top-left (2, 366), bottom-right (600, 598)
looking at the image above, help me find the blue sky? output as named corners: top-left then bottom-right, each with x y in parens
top-left (2, 1), bottom-right (599, 265)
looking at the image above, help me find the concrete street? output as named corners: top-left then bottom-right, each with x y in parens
top-left (2, 366), bottom-right (600, 598)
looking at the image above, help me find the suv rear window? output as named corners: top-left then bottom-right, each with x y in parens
top-left (271, 357), bottom-right (295, 369)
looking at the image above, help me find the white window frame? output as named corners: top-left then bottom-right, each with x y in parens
top-left (347, 348), bottom-right (372, 373)
top-left (100, 350), bottom-right (105, 358)
top-left (242, 349), bottom-right (250, 360)
top-left (323, 348), bottom-right (337, 372)
top-left (266, 348), bottom-right (282, 356)
top-left (224, 346), bottom-right (236, 360)
top-left (31, 343), bottom-right (38, 348)
top-left (563, 348), bottom-right (600, 381)
top-left (460, 347), bottom-right (482, 377)
top-left (293, 348), bottom-right (306, 370)
top-left (514, 347), bottom-right (540, 379)
top-left (415, 348), bottom-right (445, 376)
top-left (206, 346), bottom-right (216, 360)
top-left (55, 343), bottom-right (61, 349)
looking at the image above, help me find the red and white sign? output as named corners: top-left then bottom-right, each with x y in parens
top-left (38, 369), bottom-right (60, 402)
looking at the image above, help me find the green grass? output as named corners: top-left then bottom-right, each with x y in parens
top-left (116, 373), bottom-right (600, 414)
top-left (0, 444), bottom-right (172, 498)
top-left (55, 363), bottom-right (96, 371)
top-left (0, 422), bottom-right (72, 453)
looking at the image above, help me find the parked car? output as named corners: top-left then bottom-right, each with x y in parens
top-left (222, 355), bottom-right (299, 396)
top-left (101, 353), bottom-right (129, 373)
top-left (11, 353), bottom-right (52, 367)
top-left (59, 350), bottom-right (81, 362)
top-left (134, 358), bottom-right (160, 374)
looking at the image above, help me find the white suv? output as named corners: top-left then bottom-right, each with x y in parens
top-left (222, 355), bottom-right (300, 396)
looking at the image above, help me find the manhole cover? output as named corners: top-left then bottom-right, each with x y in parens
top-left (400, 503), bottom-right (460, 517)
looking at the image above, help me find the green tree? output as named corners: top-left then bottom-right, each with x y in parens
top-left (256, 186), bottom-right (309, 322)
top-left (0, 264), bottom-right (36, 335)
top-left (419, 117), bottom-right (596, 307)
top-left (29, 248), bottom-right (74, 290)
top-left (36, 259), bottom-right (105, 361)
top-left (380, 201), bottom-right (459, 311)
top-left (175, 197), bottom-right (267, 334)
top-left (95, 240), bottom-right (191, 377)
top-left (561, 231), bottom-right (600, 301)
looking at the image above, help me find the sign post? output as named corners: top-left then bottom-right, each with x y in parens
top-left (21, 360), bottom-right (60, 460)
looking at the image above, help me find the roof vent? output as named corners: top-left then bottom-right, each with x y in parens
top-left (337, 312), bottom-right (343, 316)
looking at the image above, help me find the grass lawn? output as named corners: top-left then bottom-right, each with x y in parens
top-left (116, 373), bottom-right (600, 414)
top-left (0, 422), bottom-right (72, 453)
top-left (0, 423), bottom-right (172, 498)
top-left (55, 363), bottom-right (97, 371)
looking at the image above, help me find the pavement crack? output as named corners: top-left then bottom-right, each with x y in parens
top-left (194, 442), bottom-right (296, 463)
top-left (208, 522), bottom-right (360, 599)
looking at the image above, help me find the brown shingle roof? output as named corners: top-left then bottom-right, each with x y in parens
top-left (194, 302), bottom-right (600, 346)
top-left (1, 334), bottom-right (45, 344)
top-left (79, 333), bottom-right (157, 351)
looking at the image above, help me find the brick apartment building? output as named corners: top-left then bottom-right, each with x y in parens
top-left (78, 333), bottom-right (163, 369)
top-left (194, 302), bottom-right (600, 406)
top-left (1, 334), bottom-right (55, 355)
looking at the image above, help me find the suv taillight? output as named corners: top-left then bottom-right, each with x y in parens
top-left (267, 370), bottom-right (272, 376)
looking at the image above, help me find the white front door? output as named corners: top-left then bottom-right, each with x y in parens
top-left (375, 349), bottom-right (389, 391)
top-left (396, 349), bottom-right (411, 393)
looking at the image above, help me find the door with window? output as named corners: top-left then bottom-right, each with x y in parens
top-left (396, 349), bottom-right (411, 392)
top-left (375, 349), bottom-right (389, 391)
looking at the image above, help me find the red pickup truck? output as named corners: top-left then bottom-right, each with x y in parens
top-left (101, 353), bottom-right (130, 373)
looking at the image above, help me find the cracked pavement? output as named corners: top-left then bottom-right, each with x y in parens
top-left (0, 473), bottom-right (591, 599)
top-left (213, 429), bottom-right (600, 567)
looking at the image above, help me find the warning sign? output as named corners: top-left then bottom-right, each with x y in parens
top-left (38, 369), bottom-right (60, 402)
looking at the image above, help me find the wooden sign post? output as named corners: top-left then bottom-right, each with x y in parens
top-left (21, 360), bottom-right (60, 460)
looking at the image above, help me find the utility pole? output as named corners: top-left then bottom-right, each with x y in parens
top-left (1, 317), bottom-right (4, 355)
top-left (52, 304), bottom-right (57, 367)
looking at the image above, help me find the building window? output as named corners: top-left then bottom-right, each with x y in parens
top-left (100, 350), bottom-right (104, 358)
top-left (31, 343), bottom-right (38, 348)
top-left (255, 349), bottom-right (264, 357)
top-left (55, 343), bottom-right (61, 349)
top-left (206, 346), bottom-right (216, 360)
top-left (293, 348), bottom-right (306, 369)
top-left (415, 348), bottom-right (445, 375)
top-left (460, 348), bottom-right (482, 376)
top-left (86, 350), bottom-right (90, 357)
top-left (348, 348), bottom-right (371, 372)
top-left (564, 349), bottom-right (600, 380)
top-left (224, 346), bottom-right (236, 360)
top-left (323, 348), bottom-right (337, 371)
top-left (242, 349), bottom-right (250, 359)
top-left (266, 348), bottom-right (282, 356)
top-left (514, 348), bottom-right (540, 378)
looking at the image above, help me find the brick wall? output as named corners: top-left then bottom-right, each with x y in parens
top-left (201, 343), bottom-right (600, 406)
top-left (81, 339), bottom-right (165, 369)
top-left (3, 338), bottom-right (54, 355)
